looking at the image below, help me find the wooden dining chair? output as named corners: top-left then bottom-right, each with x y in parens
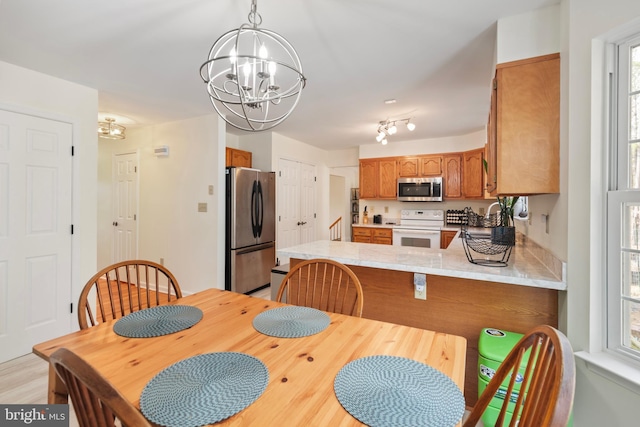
top-left (276, 258), bottom-right (364, 317)
top-left (50, 348), bottom-right (151, 427)
top-left (78, 260), bottom-right (182, 329)
top-left (463, 325), bottom-right (575, 427)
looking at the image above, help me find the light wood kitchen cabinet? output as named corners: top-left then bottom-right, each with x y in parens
top-left (225, 147), bottom-right (252, 168)
top-left (398, 157), bottom-right (420, 177)
top-left (352, 226), bottom-right (393, 245)
top-left (443, 154), bottom-right (462, 199)
top-left (378, 159), bottom-right (397, 198)
top-left (360, 149), bottom-right (484, 200)
top-left (440, 230), bottom-right (457, 249)
top-left (462, 148), bottom-right (485, 199)
top-left (359, 158), bottom-right (397, 199)
top-left (359, 159), bottom-right (378, 199)
top-left (421, 155), bottom-right (443, 176)
top-left (487, 53), bottom-right (560, 195)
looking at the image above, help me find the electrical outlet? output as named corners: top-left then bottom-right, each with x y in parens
top-left (160, 257), bottom-right (164, 266)
top-left (384, 206), bottom-right (389, 213)
top-left (413, 273), bottom-right (426, 300)
top-left (198, 202), bottom-right (208, 212)
top-left (208, 185), bottom-right (214, 195)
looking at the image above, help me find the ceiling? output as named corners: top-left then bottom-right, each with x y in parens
top-left (0, 0), bottom-right (559, 151)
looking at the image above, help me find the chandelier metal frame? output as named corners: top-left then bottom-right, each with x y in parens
top-left (200, 0), bottom-right (306, 132)
top-left (97, 117), bottom-right (126, 140)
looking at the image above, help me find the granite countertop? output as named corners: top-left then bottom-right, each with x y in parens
top-left (277, 236), bottom-right (566, 291)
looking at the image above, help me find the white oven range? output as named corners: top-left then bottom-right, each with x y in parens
top-left (392, 209), bottom-right (444, 249)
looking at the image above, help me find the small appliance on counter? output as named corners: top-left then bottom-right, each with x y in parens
top-left (373, 214), bottom-right (382, 224)
top-left (362, 206), bottom-right (369, 224)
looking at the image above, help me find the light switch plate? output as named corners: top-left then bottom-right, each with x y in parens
top-left (198, 202), bottom-right (207, 212)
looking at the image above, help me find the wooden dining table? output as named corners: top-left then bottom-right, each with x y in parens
top-left (33, 288), bottom-right (467, 426)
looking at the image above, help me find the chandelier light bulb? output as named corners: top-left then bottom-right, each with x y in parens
top-left (259, 44), bottom-right (268, 59)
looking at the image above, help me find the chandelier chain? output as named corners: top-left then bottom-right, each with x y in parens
top-left (248, 0), bottom-right (262, 27)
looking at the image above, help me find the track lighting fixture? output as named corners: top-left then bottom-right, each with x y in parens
top-left (375, 118), bottom-right (416, 144)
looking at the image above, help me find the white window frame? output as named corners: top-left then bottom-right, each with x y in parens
top-left (607, 34), bottom-right (640, 363)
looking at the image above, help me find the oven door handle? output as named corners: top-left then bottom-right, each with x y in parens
top-left (393, 228), bottom-right (440, 235)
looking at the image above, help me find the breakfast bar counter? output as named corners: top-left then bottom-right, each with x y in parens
top-left (277, 237), bottom-right (564, 406)
top-left (278, 236), bottom-right (565, 290)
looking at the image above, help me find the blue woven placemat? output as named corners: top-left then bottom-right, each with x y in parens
top-left (113, 305), bottom-right (203, 338)
top-left (334, 355), bottom-right (465, 427)
top-left (252, 306), bottom-right (331, 338)
top-left (140, 352), bottom-right (269, 427)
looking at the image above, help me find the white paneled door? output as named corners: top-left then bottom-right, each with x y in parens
top-left (112, 152), bottom-right (138, 263)
top-left (277, 159), bottom-right (316, 252)
top-left (0, 109), bottom-right (73, 363)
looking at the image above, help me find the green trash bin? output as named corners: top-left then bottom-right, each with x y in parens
top-left (478, 328), bottom-right (526, 426)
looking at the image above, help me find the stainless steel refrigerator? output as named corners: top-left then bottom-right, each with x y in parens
top-left (225, 167), bottom-right (276, 294)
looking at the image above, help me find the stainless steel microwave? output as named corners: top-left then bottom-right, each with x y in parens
top-left (397, 177), bottom-right (443, 202)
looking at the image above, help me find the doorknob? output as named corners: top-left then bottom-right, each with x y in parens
top-left (297, 221), bottom-right (302, 226)
top-left (113, 221), bottom-right (118, 226)
top-left (301, 221), bottom-right (307, 225)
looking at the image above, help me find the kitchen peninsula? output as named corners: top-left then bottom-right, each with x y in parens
top-left (277, 235), bottom-right (565, 405)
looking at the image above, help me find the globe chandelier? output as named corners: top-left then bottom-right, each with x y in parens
top-left (199, 0), bottom-right (306, 132)
top-left (376, 118), bottom-right (416, 145)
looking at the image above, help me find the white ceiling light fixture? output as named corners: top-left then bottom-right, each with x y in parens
top-left (97, 118), bottom-right (126, 140)
top-left (200, 0), bottom-right (306, 132)
top-left (375, 118), bottom-right (416, 144)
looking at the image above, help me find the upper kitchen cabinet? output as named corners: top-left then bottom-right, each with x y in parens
top-left (398, 157), bottom-right (420, 177)
top-left (398, 155), bottom-right (442, 177)
top-left (225, 147), bottom-right (252, 168)
top-left (462, 148), bottom-right (485, 199)
top-left (487, 53), bottom-right (560, 195)
top-left (359, 158), bottom-right (397, 199)
top-left (443, 154), bottom-right (462, 199)
top-left (421, 155), bottom-right (443, 176)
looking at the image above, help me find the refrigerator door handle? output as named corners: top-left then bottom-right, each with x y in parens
top-left (257, 180), bottom-right (264, 237)
top-left (251, 180), bottom-right (258, 238)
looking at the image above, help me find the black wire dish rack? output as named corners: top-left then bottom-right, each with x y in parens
top-left (460, 207), bottom-right (514, 267)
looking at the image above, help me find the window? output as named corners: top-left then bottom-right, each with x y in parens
top-left (608, 35), bottom-right (640, 361)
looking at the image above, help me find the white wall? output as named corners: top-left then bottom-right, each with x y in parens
top-left (359, 130), bottom-right (486, 158)
top-left (566, 0), bottom-right (640, 425)
top-left (0, 60), bottom-right (98, 315)
top-left (97, 114), bottom-right (225, 294)
top-left (496, 4), bottom-right (567, 261)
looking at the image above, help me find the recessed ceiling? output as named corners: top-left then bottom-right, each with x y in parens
top-left (0, 0), bottom-right (559, 151)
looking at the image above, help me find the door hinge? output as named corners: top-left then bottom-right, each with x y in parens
top-left (71, 146), bottom-right (75, 156)
top-left (134, 214), bottom-right (137, 220)
top-left (278, 215), bottom-right (281, 221)
top-left (493, 79), bottom-right (497, 90)
top-left (279, 171), bottom-right (282, 177)
top-left (70, 302), bottom-right (73, 313)
top-left (70, 224), bottom-right (74, 234)
top-left (135, 166), bottom-right (137, 173)
top-left (314, 176), bottom-right (317, 182)
top-left (314, 213), bottom-right (316, 218)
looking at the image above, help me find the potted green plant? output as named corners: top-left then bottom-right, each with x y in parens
top-left (491, 196), bottom-right (519, 246)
